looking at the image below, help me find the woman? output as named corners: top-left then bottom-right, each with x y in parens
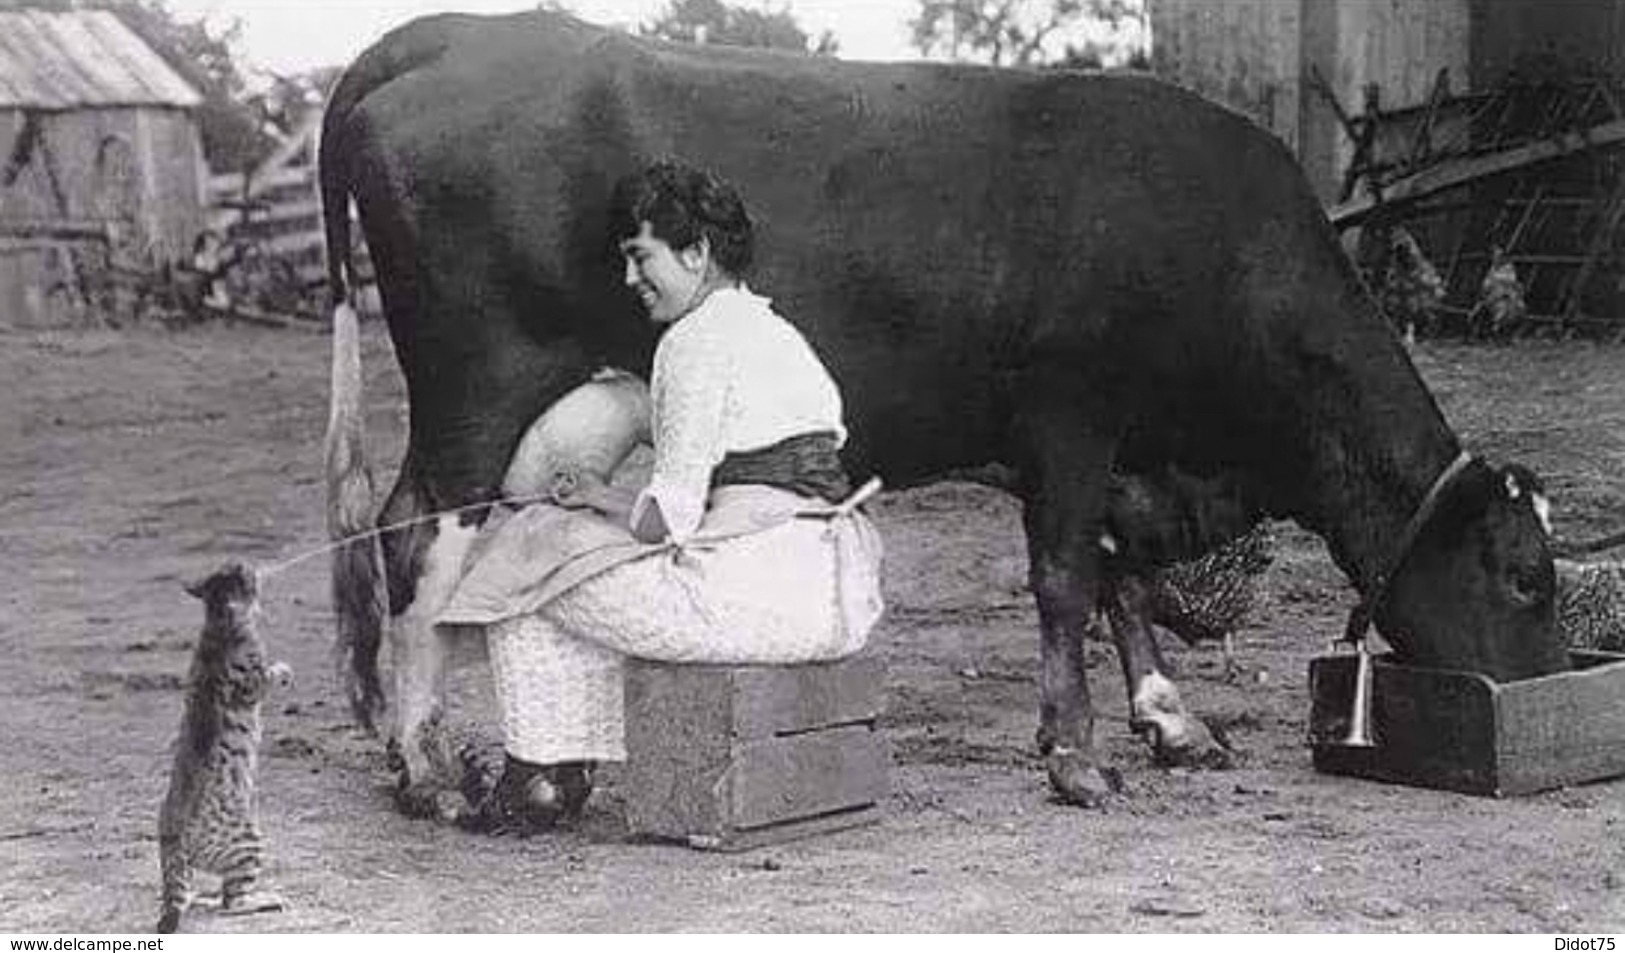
top-left (442, 159), bottom-right (885, 834)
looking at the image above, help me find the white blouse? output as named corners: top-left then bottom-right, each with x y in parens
top-left (630, 286), bottom-right (847, 543)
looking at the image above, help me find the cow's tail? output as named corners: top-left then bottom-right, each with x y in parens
top-left (325, 299), bottom-right (388, 733)
top-left (318, 18), bottom-right (462, 733)
top-left (319, 13), bottom-right (459, 306)
top-left (320, 59), bottom-right (383, 732)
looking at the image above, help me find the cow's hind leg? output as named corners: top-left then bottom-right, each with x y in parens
top-left (1106, 577), bottom-right (1232, 769)
top-left (1017, 409), bottom-right (1124, 807)
top-left (384, 505), bottom-right (483, 819)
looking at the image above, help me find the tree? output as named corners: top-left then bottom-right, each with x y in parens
top-left (642, 0), bottom-right (838, 56)
top-left (909, 0), bottom-right (1147, 69)
top-left (0, 0), bottom-right (270, 171)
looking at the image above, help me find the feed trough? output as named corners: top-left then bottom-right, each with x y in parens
top-left (1309, 650), bottom-right (1625, 796)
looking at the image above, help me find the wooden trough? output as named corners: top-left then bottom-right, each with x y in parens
top-left (1309, 650), bottom-right (1625, 796)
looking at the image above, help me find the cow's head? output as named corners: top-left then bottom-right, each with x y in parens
top-left (1378, 462), bottom-right (1569, 682)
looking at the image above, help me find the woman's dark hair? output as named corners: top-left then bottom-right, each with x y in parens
top-left (611, 159), bottom-right (754, 276)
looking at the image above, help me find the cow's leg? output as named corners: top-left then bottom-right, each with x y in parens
top-left (1017, 411), bottom-right (1123, 807)
top-left (381, 490), bottom-right (484, 819)
top-left (1106, 576), bottom-right (1232, 769)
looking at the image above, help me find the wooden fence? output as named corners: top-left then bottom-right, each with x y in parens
top-left (205, 162), bottom-right (377, 321)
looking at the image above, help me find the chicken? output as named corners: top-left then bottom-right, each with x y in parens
top-left (1554, 557), bottom-right (1625, 652)
top-left (1146, 522), bottom-right (1275, 678)
top-left (1102, 468), bottom-right (1274, 679)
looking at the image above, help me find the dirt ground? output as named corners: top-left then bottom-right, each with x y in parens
top-left (3, 322), bottom-right (1624, 933)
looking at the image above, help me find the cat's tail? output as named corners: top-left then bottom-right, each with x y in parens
top-left (325, 300), bottom-right (387, 733)
top-left (157, 832), bottom-right (184, 933)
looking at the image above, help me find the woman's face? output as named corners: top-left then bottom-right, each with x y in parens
top-left (619, 221), bottom-right (706, 325)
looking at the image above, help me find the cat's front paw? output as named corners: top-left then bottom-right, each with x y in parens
top-left (220, 891), bottom-right (285, 916)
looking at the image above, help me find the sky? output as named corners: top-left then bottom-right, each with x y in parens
top-left (160, 1), bottom-right (930, 77)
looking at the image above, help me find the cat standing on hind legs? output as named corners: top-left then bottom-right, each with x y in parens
top-left (157, 561), bottom-right (291, 933)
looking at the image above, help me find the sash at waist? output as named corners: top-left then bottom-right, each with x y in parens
top-left (711, 431), bottom-right (851, 503)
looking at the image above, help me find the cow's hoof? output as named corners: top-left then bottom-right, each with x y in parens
top-left (433, 789), bottom-right (472, 824)
top-left (393, 777), bottom-right (446, 819)
top-left (1144, 717), bottom-right (1234, 770)
top-left (1046, 750), bottom-right (1123, 808)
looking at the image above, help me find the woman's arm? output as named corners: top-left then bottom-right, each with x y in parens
top-left (633, 314), bottom-right (733, 543)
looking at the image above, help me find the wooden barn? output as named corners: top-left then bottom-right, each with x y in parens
top-left (1149, 0), bottom-right (1625, 335)
top-left (1149, 0), bottom-right (1625, 201)
top-left (0, 9), bottom-right (204, 327)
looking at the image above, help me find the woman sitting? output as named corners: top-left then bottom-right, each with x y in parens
top-left (440, 158), bottom-right (885, 834)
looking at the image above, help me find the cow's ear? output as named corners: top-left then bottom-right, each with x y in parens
top-left (1500, 464), bottom-right (1553, 536)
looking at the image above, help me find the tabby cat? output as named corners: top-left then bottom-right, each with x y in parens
top-left (156, 561), bottom-right (290, 933)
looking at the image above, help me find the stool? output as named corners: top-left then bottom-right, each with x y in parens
top-left (621, 654), bottom-right (888, 851)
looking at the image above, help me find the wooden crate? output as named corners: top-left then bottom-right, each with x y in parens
top-left (1309, 650), bottom-right (1625, 796)
top-left (621, 654), bottom-right (888, 850)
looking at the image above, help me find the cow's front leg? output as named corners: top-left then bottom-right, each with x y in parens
top-left (388, 513), bottom-right (482, 819)
top-left (1107, 576), bottom-right (1232, 769)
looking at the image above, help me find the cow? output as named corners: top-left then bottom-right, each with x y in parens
top-left (317, 9), bottom-right (1570, 815)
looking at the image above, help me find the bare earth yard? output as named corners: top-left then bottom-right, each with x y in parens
top-left (2, 323), bottom-right (1623, 932)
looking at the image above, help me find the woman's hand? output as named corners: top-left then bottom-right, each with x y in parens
top-left (550, 469), bottom-right (634, 522)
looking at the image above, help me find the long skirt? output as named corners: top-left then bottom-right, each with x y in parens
top-left (483, 505), bottom-right (883, 764)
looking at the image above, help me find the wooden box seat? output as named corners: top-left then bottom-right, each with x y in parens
top-left (621, 654), bottom-right (888, 850)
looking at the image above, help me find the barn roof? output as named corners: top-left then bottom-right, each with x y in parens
top-left (0, 10), bottom-right (202, 110)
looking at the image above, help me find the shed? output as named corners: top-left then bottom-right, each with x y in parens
top-left (0, 9), bottom-right (205, 326)
top-left (1148, 0), bottom-right (1625, 203)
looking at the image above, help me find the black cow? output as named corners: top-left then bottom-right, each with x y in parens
top-left (318, 9), bottom-right (1569, 813)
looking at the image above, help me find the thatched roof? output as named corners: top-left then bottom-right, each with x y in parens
top-left (0, 10), bottom-right (201, 110)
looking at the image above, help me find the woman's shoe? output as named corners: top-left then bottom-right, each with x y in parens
top-left (458, 755), bottom-right (594, 836)
top-left (547, 761), bottom-right (594, 821)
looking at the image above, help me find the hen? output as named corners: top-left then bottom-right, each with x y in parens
top-left (1147, 522), bottom-right (1276, 677)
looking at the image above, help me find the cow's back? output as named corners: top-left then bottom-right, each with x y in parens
top-left (337, 10), bottom-right (1370, 489)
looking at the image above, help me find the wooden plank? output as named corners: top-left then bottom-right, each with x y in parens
top-left (622, 663), bottom-right (737, 838)
top-left (248, 111), bottom-right (322, 186)
top-left (729, 655), bottom-right (886, 739)
top-left (1329, 117), bottom-right (1625, 227)
top-left (686, 805), bottom-right (881, 853)
top-left (726, 726), bottom-right (888, 830)
top-left (1496, 652), bottom-right (1625, 795)
top-left (198, 302), bottom-right (324, 330)
top-left (1562, 173), bottom-right (1625, 320)
top-left (207, 165), bottom-right (313, 202)
top-left (207, 171), bottom-right (245, 196)
top-left (1310, 655), bottom-right (1498, 795)
top-left (625, 655), bottom-right (885, 741)
top-left (260, 230), bottom-right (325, 257)
top-left (233, 197), bottom-right (322, 227)
top-left (0, 218), bottom-right (110, 242)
